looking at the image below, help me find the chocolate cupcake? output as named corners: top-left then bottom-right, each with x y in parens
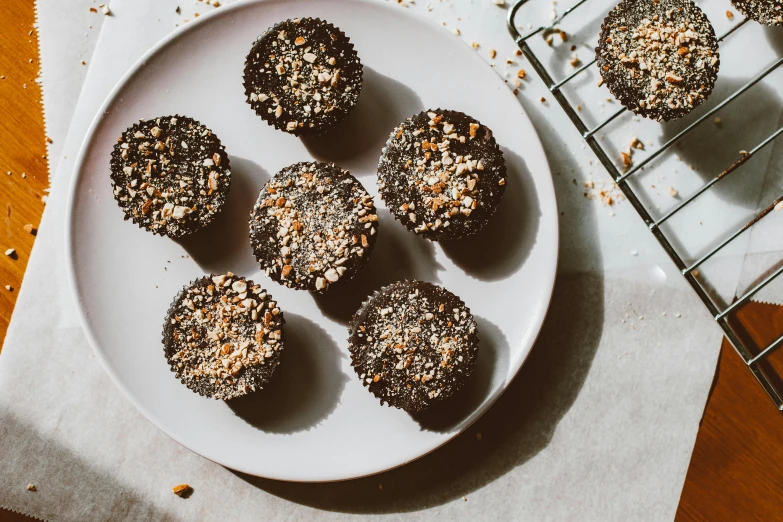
top-left (732, 0), bottom-right (783, 26)
top-left (348, 280), bottom-right (479, 413)
top-left (249, 161), bottom-right (377, 292)
top-left (243, 18), bottom-right (363, 135)
top-left (596, 0), bottom-right (720, 121)
top-left (162, 273), bottom-right (284, 400)
top-left (377, 110), bottom-right (507, 241)
top-left (110, 116), bottom-right (231, 238)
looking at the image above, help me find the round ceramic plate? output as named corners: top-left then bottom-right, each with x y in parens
top-left (65, 0), bottom-right (558, 481)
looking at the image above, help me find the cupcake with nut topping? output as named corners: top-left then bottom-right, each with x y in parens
top-left (249, 161), bottom-right (378, 292)
top-left (377, 109), bottom-right (507, 241)
top-left (110, 116), bottom-right (231, 238)
top-left (243, 18), bottom-right (363, 135)
top-left (348, 280), bottom-right (479, 413)
top-left (596, 0), bottom-right (720, 121)
top-left (163, 273), bottom-right (284, 400)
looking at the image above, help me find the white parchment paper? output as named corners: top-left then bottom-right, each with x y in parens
top-left (7, 0), bottom-right (780, 519)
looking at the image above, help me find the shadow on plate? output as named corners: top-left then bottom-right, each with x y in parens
top-left (302, 66), bottom-right (424, 173)
top-left (233, 88), bottom-right (606, 512)
top-left (313, 208), bottom-right (442, 324)
top-left (227, 313), bottom-right (348, 434)
top-left (176, 156), bottom-right (268, 276)
top-left (413, 316), bottom-right (511, 433)
top-left (441, 147), bottom-right (541, 281)
top-left (235, 273), bottom-right (605, 513)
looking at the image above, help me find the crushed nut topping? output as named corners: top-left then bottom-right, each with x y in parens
top-left (163, 273), bottom-right (284, 400)
top-left (348, 280), bottom-right (479, 413)
top-left (244, 18), bottom-right (363, 134)
top-left (731, 0), bottom-right (783, 26)
top-left (250, 162), bottom-right (377, 292)
top-left (110, 116), bottom-right (231, 238)
top-left (378, 109), bottom-right (506, 240)
top-left (596, 0), bottom-right (719, 121)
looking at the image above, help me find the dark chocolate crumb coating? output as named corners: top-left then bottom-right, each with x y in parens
top-left (377, 109), bottom-right (507, 241)
top-left (348, 280), bottom-right (479, 413)
top-left (249, 161), bottom-right (378, 292)
top-left (162, 273), bottom-right (285, 400)
top-left (732, 0), bottom-right (783, 26)
top-left (596, 0), bottom-right (720, 122)
top-left (110, 115), bottom-right (231, 238)
top-left (243, 17), bottom-right (363, 135)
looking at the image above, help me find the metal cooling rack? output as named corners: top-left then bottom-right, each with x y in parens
top-left (507, 0), bottom-right (783, 410)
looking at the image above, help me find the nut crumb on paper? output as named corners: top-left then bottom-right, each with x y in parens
top-left (172, 484), bottom-right (193, 498)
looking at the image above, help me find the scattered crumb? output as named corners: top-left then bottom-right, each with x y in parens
top-left (726, 10), bottom-right (734, 19)
top-left (774, 201), bottom-right (783, 212)
top-left (539, 97), bottom-right (546, 103)
top-left (26, 484), bottom-right (36, 492)
top-left (23, 224), bottom-right (36, 235)
top-left (739, 149), bottom-right (748, 156)
top-left (576, 105), bottom-right (582, 111)
top-left (5, 285), bottom-right (12, 292)
top-left (378, 483), bottom-right (383, 490)
top-left (476, 432), bottom-right (482, 440)
top-left (675, 313), bottom-right (682, 318)
top-left (45, 136), bottom-right (53, 144)
top-left (692, 269), bottom-right (700, 278)
top-left (489, 49), bottom-right (496, 59)
top-left (21, 173), bottom-right (26, 179)
top-left (630, 250), bottom-right (638, 256)
top-left (630, 137), bottom-right (644, 150)
top-left (5, 248), bottom-right (16, 257)
top-left (517, 69), bottom-right (527, 80)
top-left (89, 7), bottom-right (97, 12)
top-left (714, 117), bottom-right (721, 127)
top-left (621, 151), bottom-right (633, 172)
top-left (452, 27), bottom-right (460, 35)
top-left (463, 496), bottom-right (468, 502)
top-left (41, 195), bottom-right (48, 203)
top-left (597, 77), bottom-right (604, 87)
top-left (172, 484), bottom-right (193, 498)
top-left (470, 41), bottom-right (480, 49)
top-left (668, 187), bottom-right (679, 197)
top-left (493, 0), bottom-right (506, 5)
top-left (569, 56), bottom-right (581, 67)
top-left (515, 49), bottom-right (522, 56)
top-left (99, 4), bottom-right (111, 15)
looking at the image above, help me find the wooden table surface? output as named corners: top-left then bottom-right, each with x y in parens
top-left (2, 1), bottom-right (783, 519)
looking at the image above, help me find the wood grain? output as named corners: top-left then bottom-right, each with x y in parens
top-left (676, 302), bottom-right (783, 521)
top-left (3, 0), bottom-right (783, 519)
top-left (0, 0), bottom-right (47, 348)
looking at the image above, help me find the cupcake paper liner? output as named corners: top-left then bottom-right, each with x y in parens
top-left (595, 0), bottom-right (720, 122)
top-left (248, 161), bottom-right (379, 293)
top-left (243, 17), bottom-right (363, 136)
top-left (110, 115), bottom-right (232, 239)
top-left (377, 108), bottom-right (507, 242)
top-left (162, 274), bottom-right (285, 400)
top-left (347, 280), bottom-right (480, 413)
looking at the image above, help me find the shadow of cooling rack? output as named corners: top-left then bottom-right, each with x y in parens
top-left (507, 0), bottom-right (783, 411)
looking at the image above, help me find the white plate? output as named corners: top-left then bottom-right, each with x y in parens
top-left (65, 0), bottom-right (558, 482)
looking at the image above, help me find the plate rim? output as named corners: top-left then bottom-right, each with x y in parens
top-left (63, 0), bottom-right (560, 482)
